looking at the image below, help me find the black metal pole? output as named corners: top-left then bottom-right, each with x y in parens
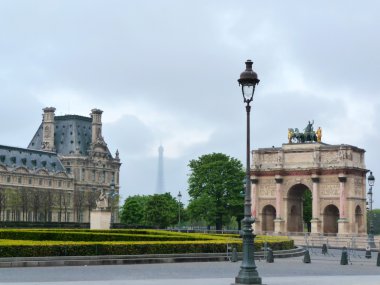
top-left (234, 102), bottom-right (262, 285)
top-left (178, 198), bottom-right (181, 226)
top-left (368, 187), bottom-right (375, 248)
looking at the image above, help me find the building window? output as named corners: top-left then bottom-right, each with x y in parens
top-left (58, 181), bottom-right (62, 187)
top-left (39, 179), bottom-right (43, 186)
top-left (29, 178), bottom-right (32, 185)
top-left (49, 180), bottom-right (52, 186)
top-left (6, 176), bottom-right (10, 183)
top-left (93, 170), bottom-right (96, 181)
top-left (18, 177), bottom-right (22, 184)
top-left (66, 168), bottom-right (71, 174)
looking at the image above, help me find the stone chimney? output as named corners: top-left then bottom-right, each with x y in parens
top-left (42, 107), bottom-right (56, 151)
top-left (91, 108), bottom-right (103, 144)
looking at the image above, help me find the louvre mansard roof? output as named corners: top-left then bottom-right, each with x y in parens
top-left (0, 145), bottom-right (65, 172)
top-left (27, 115), bottom-right (112, 157)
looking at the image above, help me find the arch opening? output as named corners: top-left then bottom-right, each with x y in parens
top-left (262, 205), bottom-right (276, 232)
top-left (287, 184), bottom-right (312, 233)
top-left (355, 205), bottom-right (363, 234)
top-left (323, 204), bottom-right (339, 234)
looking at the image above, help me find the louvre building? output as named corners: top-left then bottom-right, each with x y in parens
top-left (0, 107), bottom-right (121, 225)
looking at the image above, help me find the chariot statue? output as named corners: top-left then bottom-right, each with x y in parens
top-left (288, 121), bottom-right (320, 144)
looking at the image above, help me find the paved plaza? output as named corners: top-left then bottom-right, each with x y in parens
top-left (0, 252), bottom-right (379, 285)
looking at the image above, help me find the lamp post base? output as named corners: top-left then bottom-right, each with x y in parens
top-left (233, 272), bottom-right (263, 285)
top-left (233, 217), bottom-right (263, 285)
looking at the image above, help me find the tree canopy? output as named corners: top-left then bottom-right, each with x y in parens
top-left (187, 153), bottom-right (244, 230)
top-left (368, 208), bottom-right (380, 235)
top-left (120, 193), bottom-right (179, 229)
top-left (120, 195), bottom-right (149, 226)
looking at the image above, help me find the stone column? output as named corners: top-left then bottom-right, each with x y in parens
top-left (275, 176), bottom-right (283, 218)
top-left (338, 174), bottom-right (348, 235)
top-left (310, 175), bottom-right (321, 234)
top-left (274, 175), bottom-right (285, 233)
top-left (251, 177), bottom-right (259, 232)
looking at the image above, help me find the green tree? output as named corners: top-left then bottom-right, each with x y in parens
top-left (120, 195), bottom-right (149, 226)
top-left (145, 193), bottom-right (178, 228)
top-left (302, 190), bottom-right (312, 232)
top-left (187, 153), bottom-right (244, 230)
top-left (367, 208), bottom-right (380, 235)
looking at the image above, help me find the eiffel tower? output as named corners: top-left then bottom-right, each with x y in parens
top-left (156, 144), bottom-right (165, 194)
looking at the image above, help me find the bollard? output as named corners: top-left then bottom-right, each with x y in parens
top-left (303, 249), bottom-right (311, 263)
top-left (322, 243), bottom-right (328, 255)
top-left (377, 252), bottom-right (380, 267)
top-left (266, 248), bottom-right (274, 263)
top-left (365, 246), bottom-right (371, 259)
top-left (231, 246), bottom-right (238, 262)
top-left (340, 246), bottom-right (348, 265)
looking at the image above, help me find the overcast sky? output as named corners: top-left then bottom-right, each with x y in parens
top-left (0, 1), bottom-right (379, 208)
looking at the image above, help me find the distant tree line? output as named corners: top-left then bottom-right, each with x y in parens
top-left (120, 153), bottom-right (245, 230)
top-left (120, 193), bottom-right (179, 228)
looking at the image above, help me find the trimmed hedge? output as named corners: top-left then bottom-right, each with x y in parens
top-left (0, 229), bottom-right (294, 257)
top-left (0, 230), bottom-right (211, 242)
top-left (0, 240), bottom-right (237, 257)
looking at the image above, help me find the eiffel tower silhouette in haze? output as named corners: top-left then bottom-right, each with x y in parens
top-left (156, 144), bottom-right (165, 194)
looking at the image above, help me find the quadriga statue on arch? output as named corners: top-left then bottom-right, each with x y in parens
top-left (288, 120), bottom-right (319, 143)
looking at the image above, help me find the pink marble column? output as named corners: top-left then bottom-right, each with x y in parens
top-left (275, 176), bottom-right (283, 219)
top-left (251, 178), bottom-right (258, 218)
top-left (311, 176), bottom-right (319, 219)
top-left (338, 175), bottom-right (347, 219)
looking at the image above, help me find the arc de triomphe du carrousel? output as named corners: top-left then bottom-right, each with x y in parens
top-left (251, 121), bottom-right (368, 235)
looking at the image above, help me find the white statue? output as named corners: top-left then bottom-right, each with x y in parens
top-left (96, 189), bottom-right (109, 209)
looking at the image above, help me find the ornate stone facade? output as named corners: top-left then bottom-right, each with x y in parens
top-left (0, 108), bottom-right (121, 224)
top-left (251, 143), bottom-right (367, 235)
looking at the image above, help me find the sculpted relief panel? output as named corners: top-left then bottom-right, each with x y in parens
top-left (320, 151), bottom-right (339, 164)
top-left (319, 177), bottom-right (339, 197)
top-left (354, 177), bottom-right (363, 196)
top-left (284, 152), bottom-right (313, 165)
top-left (319, 184), bottom-right (339, 197)
top-left (258, 179), bottom-right (276, 197)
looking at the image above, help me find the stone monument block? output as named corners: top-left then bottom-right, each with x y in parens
top-left (90, 210), bottom-right (111, 230)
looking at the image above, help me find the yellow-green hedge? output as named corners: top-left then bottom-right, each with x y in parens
top-left (0, 229), bottom-right (294, 257)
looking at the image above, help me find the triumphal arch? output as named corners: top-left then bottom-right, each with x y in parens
top-left (251, 122), bottom-right (368, 235)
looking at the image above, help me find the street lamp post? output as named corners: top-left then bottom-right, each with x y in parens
top-left (177, 191), bottom-right (182, 228)
top-left (233, 60), bottom-right (262, 285)
top-left (367, 171), bottom-right (375, 248)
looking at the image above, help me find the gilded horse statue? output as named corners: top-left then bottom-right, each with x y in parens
top-left (288, 121), bottom-right (318, 143)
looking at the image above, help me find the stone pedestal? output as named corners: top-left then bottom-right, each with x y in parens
top-left (90, 209), bottom-right (111, 229)
top-left (274, 218), bottom-right (285, 233)
top-left (310, 218), bottom-right (321, 234)
top-left (338, 218), bottom-right (349, 235)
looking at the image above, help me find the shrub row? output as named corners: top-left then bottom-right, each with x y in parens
top-left (0, 229), bottom-right (294, 257)
top-left (0, 240), bottom-right (238, 257)
top-left (0, 239), bottom-right (293, 258)
top-left (0, 229), bottom-right (215, 242)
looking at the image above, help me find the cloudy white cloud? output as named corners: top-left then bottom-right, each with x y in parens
top-left (0, 0), bottom-right (379, 207)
